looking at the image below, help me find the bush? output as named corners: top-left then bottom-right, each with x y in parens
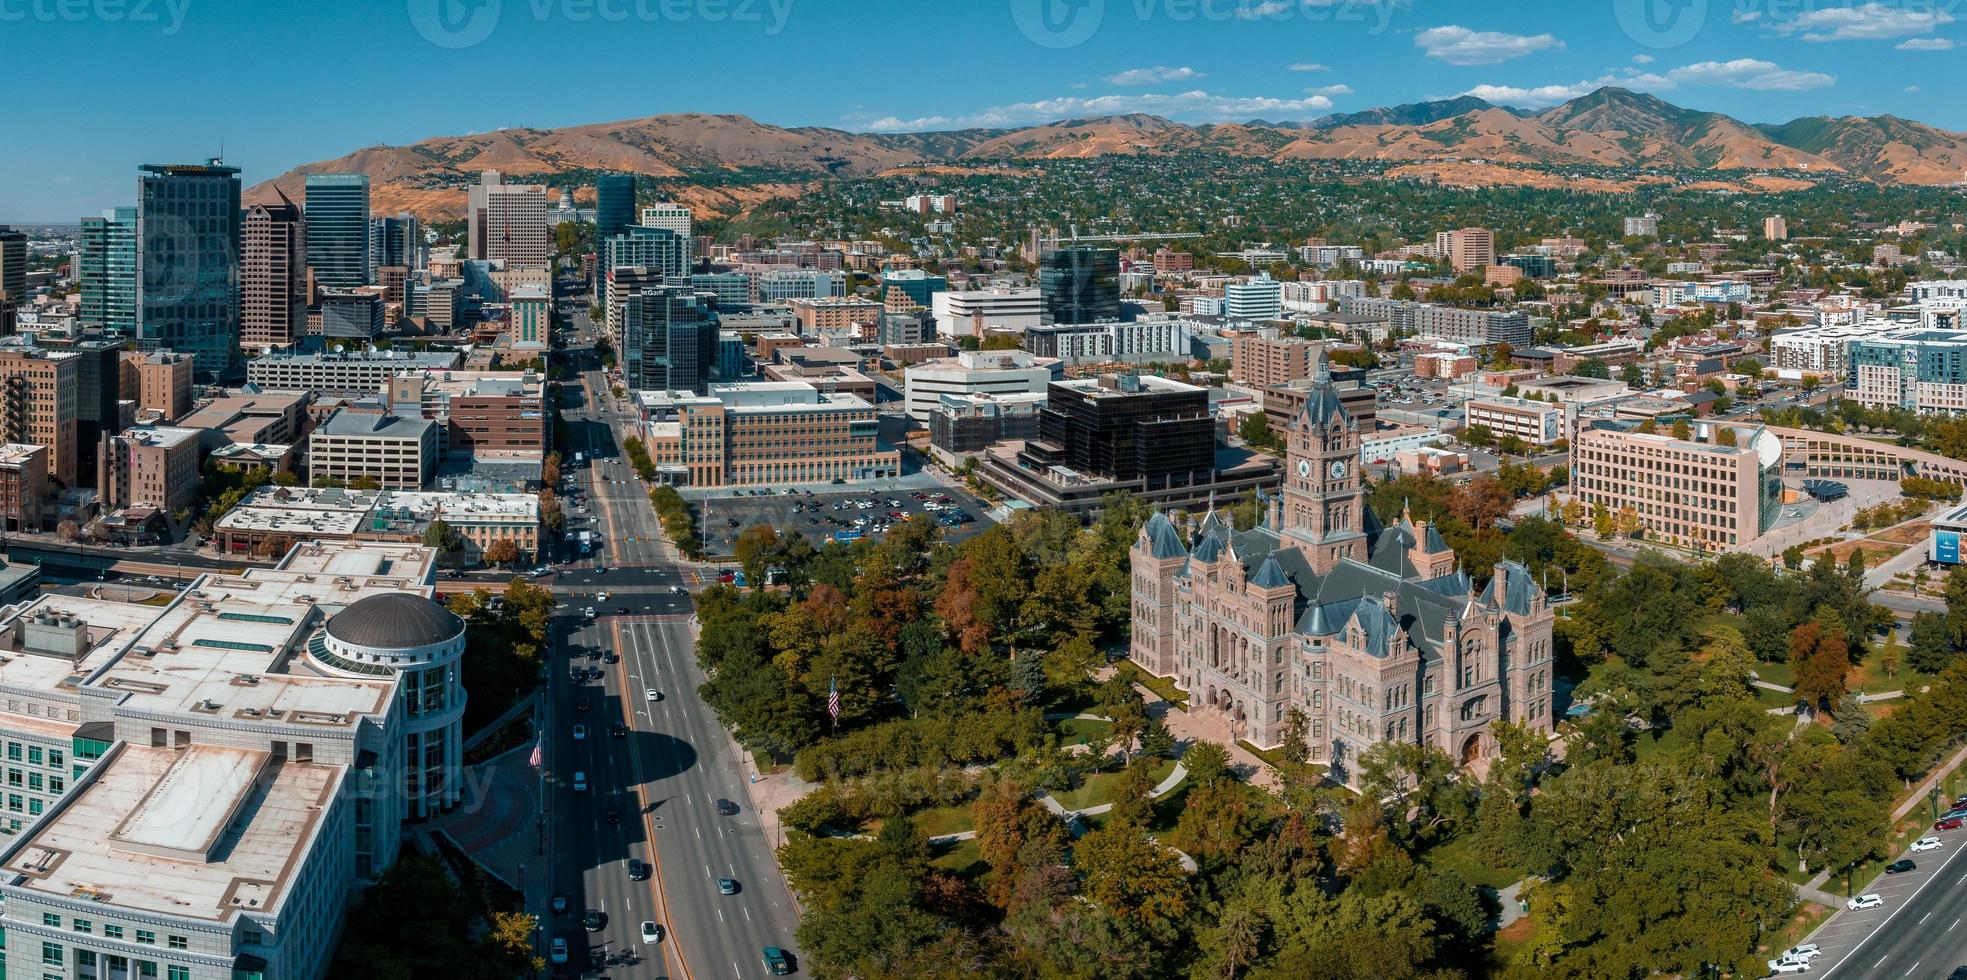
top-left (794, 710), bottom-right (1048, 782)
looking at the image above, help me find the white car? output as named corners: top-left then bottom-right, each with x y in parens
top-left (1912, 836), bottom-right (1943, 853)
top-left (1847, 893), bottom-right (1884, 911)
top-left (640, 920), bottom-right (662, 944)
top-left (1766, 958), bottom-right (1809, 975)
top-left (572, 725), bottom-right (587, 741)
top-left (597, 592), bottom-right (610, 603)
top-left (646, 689), bottom-right (662, 702)
top-left (1784, 944), bottom-right (1821, 961)
top-left (585, 607), bottom-right (596, 619)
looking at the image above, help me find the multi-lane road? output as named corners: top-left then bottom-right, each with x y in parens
top-left (542, 335), bottom-right (803, 978)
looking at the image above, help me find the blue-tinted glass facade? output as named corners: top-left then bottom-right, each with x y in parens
top-left (305, 173), bottom-right (372, 288)
top-left (136, 162), bottom-right (241, 379)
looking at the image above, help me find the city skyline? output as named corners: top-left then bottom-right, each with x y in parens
top-left (3, 0), bottom-right (1965, 219)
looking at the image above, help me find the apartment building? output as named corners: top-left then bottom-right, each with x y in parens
top-left (1230, 332), bottom-right (1318, 388)
top-left (789, 296), bottom-right (881, 336)
top-left (1770, 323), bottom-right (1874, 375)
top-left (307, 410), bottom-right (437, 489)
top-left (1849, 327), bottom-right (1967, 415)
top-left (510, 285), bottom-right (551, 349)
top-left (132, 351), bottom-right (194, 420)
top-left (1437, 227), bottom-right (1495, 273)
top-left (98, 424), bottom-right (203, 513)
top-left (926, 391), bottom-right (1047, 459)
top-left (0, 443), bottom-right (46, 531)
top-left (903, 349), bottom-right (1063, 422)
top-left (1572, 423), bottom-right (1782, 552)
top-left (637, 381), bottom-right (900, 487)
top-left (1024, 319), bottom-right (1193, 365)
top-left (247, 350), bottom-right (461, 398)
top-left (0, 345), bottom-right (80, 486)
top-left (1465, 396), bottom-right (1565, 446)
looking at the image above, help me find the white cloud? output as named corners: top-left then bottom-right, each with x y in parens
top-left (1236, 1), bottom-right (1293, 20)
top-left (1632, 53), bottom-right (1655, 64)
top-left (1896, 37), bottom-right (1956, 50)
top-left (1733, 10), bottom-right (1762, 24)
top-left (1908, 85), bottom-right (1923, 92)
top-left (1309, 83), bottom-right (1353, 96)
top-left (857, 90), bottom-right (1339, 132)
top-left (1461, 58), bottom-right (1835, 107)
top-left (1288, 62), bottom-right (1329, 72)
top-left (1766, 2), bottom-right (1954, 41)
top-left (1415, 25), bottom-right (1564, 65)
top-left (1459, 82), bottom-right (1601, 108)
top-left (1659, 59), bottom-right (1836, 91)
top-left (1104, 65), bottom-right (1205, 86)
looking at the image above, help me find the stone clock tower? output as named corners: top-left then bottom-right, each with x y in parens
top-left (1281, 361), bottom-right (1367, 574)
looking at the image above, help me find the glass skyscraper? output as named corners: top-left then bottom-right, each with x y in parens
top-left (605, 226), bottom-right (689, 282)
top-left (596, 175), bottom-right (635, 243)
top-left (137, 161), bottom-right (241, 378)
top-left (1039, 246), bottom-right (1121, 325)
top-left (369, 213), bottom-right (420, 271)
top-left (80, 207), bottom-right (138, 335)
top-left (305, 173), bottom-right (373, 288)
top-left (623, 286), bottom-right (718, 394)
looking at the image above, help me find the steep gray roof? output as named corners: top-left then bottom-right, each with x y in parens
top-left (1297, 381), bottom-right (1348, 430)
top-left (1477, 560), bottom-right (1540, 615)
top-left (1253, 558), bottom-right (1291, 589)
top-left (1191, 533), bottom-right (1224, 564)
top-left (1143, 512), bottom-right (1187, 560)
top-left (1419, 523), bottom-right (1451, 554)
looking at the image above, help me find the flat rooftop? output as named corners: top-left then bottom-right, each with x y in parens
top-left (5, 745), bottom-right (339, 921)
top-left (0, 595), bottom-right (164, 696)
top-left (0, 443), bottom-right (44, 466)
top-left (314, 411), bottom-right (433, 440)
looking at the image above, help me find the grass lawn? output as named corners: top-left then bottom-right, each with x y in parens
top-left (1422, 833), bottom-right (1521, 892)
top-left (1752, 660), bottom-right (1796, 690)
top-left (1049, 759), bottom-right (1177, 812)
top-left (929, 837), bottom-right (984, 876)
top-left (1113, 661), bottom-right (1188, 709)
top-left (911, 804), bottom-right (973, 839)
top-left (1057, 717), bottom-right (1114, 747)
top-left (1487, 916), bottom-right (1537, 973)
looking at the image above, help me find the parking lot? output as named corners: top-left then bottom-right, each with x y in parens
top-left (698, 486), bottom-right (995, 556)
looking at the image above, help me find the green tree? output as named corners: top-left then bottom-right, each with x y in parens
top-left (1074, 822), bottom-right (1191, 937)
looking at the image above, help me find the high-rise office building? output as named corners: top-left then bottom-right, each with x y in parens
top-left (605, 226), bottom-right (689, 282)
top-left (78, 207), bottom-right (138, 334)
top-left (242, 193), bottom-right (308, 351)
top-left (597, 175), bottom-right (636, 243)
top-left (136, 160), bottom-right (242, 379)
top-left (305, 173), bottom-right (372, 288)
top-left (1437, 227), bottom-right (1495, 273)
top-left (622, 286), bottom-right (718, 394)
top-left (466, 170), bottom-right (550, 269)
top-left (370, 212), bottom-right (421, 270)
top-left (1039, 246), bottom-right (1121, 325)
top-left (0, 226), bottom-right (25, 303)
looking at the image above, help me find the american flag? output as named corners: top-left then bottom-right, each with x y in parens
top-left (827, 676), bottom-right (840, 724)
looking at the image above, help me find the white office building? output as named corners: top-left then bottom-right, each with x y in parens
top-left (1226, 273), bottom-right (1284, 321)
top-left (930, 288), bottom-right (1044, 338)
top-left (903, 349), bottom-right (1063, 422)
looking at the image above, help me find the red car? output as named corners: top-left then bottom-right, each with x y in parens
top-left (1937, 816), bottom-right (1963, 831)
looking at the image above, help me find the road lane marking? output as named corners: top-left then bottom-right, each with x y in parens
top-left (1877, 955), bottom-right (1889, 970)
top-left (1922, 911), bottom-right (1933, 923)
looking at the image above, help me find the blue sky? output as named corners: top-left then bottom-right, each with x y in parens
top-left (3, 0), bottom-right (1962, 220)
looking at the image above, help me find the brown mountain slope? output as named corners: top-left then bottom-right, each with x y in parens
top-left (1759, 115), bottom-right (1967, 184)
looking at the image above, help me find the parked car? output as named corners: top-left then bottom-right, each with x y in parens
top-left (1784, 944), bottom-right (1821, 961)
top-left (1887, 859), bottom-right (1917, 874)
top-left (1912, 836), bottom-right (1943, 852)
top-left (1937, 816), bottom-right (1962, 831)
top-left (1765, 958), bottom-right (1809, 975)
top-left (1847, 893), bottom-right (1884, 911)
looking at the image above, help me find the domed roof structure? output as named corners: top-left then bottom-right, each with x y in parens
top-left (325, 593), bottom-right (464, 650)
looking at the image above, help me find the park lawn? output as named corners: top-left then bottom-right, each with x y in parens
top-left (1422, 832), bottom-right (1521, 892)
top-left (1875, 521), bottom-right (1935, 546)
top-left (1487, 916), bottom-right (1537, 974)
top-left (930, 837), bottom-right (985, 876)
top-left (1752, 660), bottom-right (1796, 690)
top-left (1049, 759), bottom-right (1178, 812)
top-left (1057, 717), bottom-right (1114, 747)
top-left (911, 804), bottom-right (974, 839)
top-left (1756, 686), bottom-right (1799, 710)
top-left (1113, 661), bottom-right (1188, 709)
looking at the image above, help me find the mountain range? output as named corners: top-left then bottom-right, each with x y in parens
top-left (247, 88), bottom-right (1967, 220)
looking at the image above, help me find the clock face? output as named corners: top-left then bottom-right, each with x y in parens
top-left (1297, 459), bottom-right (1313, 478)
top-left (1329, 459), bottom-right (1348, 479)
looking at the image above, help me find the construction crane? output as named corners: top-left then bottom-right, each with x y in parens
top-left (1036, 225), bottom-right (1207, 250)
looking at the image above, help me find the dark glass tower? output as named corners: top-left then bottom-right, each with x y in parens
top-left (623, 286), bottom-right (718, 394)
top-left (1039, 246), bottom-right (1121, 324)
top-left (137, 160), bottom-right (242, 379)
top-left (305, 173), bottom-right (373, 288)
